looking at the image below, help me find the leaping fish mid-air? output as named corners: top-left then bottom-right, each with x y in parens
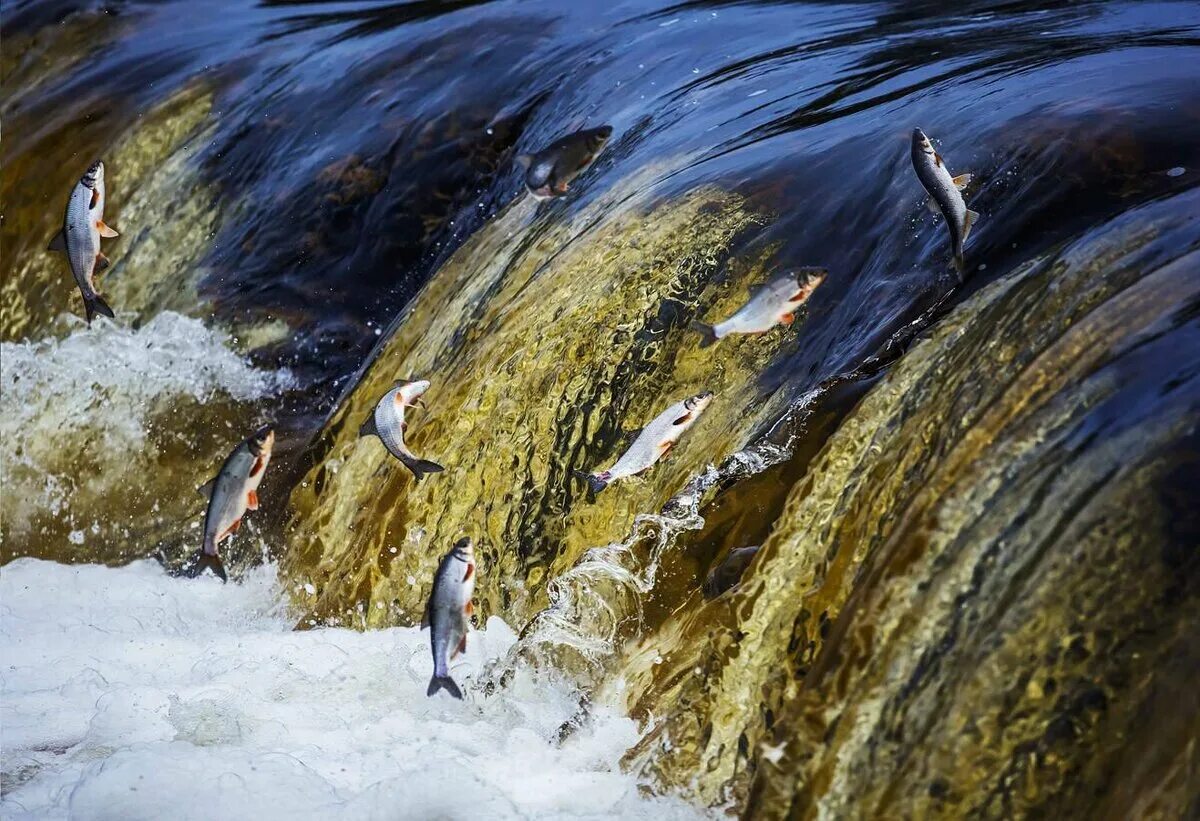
top-left (186, 425), bottom-right (275, 582)
top-left (911, 127), bottom-right (979, 280)
top-left (577, 391), bottom-right (714, 494)
top-left (423, 537), bottom-right (477, 700)
top-left (692, 268), bottom-right (827, 347)
top-left (359, 379), bottom-right (445, 482)
top-left (47, 160), bottom-right (120, 324)
top-left (516, 125), bottom-right (613, 200)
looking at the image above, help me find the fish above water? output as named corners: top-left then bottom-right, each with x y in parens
top-left (47, 160), bottom-right (121, 324)
top-left (692, 268), bottom-right (827, 347)
top-left (360, 379), bottom-right (445, 482)
top-left (423, 537), bottom-right (477, 699)
top-left (911, 127), bottom-right (979, 280)
top-left (578, 391), bottom-right (714, 494)
top-left (702, 545), bottom-right (761, 599)
top-left (516, 125), bottom-right (613, 200)
top-left (186, 425), bottom-right (275, 582)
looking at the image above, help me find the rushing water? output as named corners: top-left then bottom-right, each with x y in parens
top-left (3, 0), bottom-right (1199, 817)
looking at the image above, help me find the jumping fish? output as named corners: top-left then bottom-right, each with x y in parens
top-left (578, 391), bottom-right (714, 494)
top-left (188, 425), bottom-right (274, 582)
top-left (516, 125), bottom-right (613, 200)
top-left (692, 268), bottom-right (827, 347)
top-left (47, 160), bottom-right (120, 323)
top-left (423, 537), bottom-right (477, 699)
top-left (702, 545), bottom-right (761, 599)
top-left (359, 379), bottom-right (445, 482)
top-left (911, 127), bottom-right (979, 280)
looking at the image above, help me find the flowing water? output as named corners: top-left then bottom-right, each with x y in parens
top-left (3, 0), bottom-right (1199, 817)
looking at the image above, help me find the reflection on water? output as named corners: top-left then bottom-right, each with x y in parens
top-left (2, 0), bottom-right (1199, 816)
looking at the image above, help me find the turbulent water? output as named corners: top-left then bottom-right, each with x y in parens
top-left (3, 0), bottom-right (1199, 818)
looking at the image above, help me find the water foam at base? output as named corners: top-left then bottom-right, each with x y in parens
top-left (0, 559), bottom-right (708, 820)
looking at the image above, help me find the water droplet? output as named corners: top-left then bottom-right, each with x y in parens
top-left (1167, 166), bottom-right (1185, 177)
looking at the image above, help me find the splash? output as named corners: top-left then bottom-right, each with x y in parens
top-left (0, 558), bottom-right (708, 820)
top-left (0, 312), bottom-right (294, 563)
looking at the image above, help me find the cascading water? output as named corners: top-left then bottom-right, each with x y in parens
top-left (2, 1), bottom-right (1198, 818)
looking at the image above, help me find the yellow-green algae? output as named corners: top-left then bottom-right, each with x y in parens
top-left (614, 199), bottom-right (1199, 817)
top-left (281, 180), bottom-right (834, 629)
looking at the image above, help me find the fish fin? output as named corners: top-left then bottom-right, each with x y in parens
top-left (924, 197), bottom-right (940, 216)
top-left (780, 312), bottom-right (796, 325)
top-left (83, 293), bottom-right (115, 325)
top-left (951, 254), bottom-right (966, 282)
top-left (181, 551), bottom-right (228, 583)
top-left (962, 209), bottom-right (981, 241)
top-left (464, 599), bottom-right (474, 615)
top-left (934, 152), bottom-right (945, 167)
top-left (658, 440), bottom-right (675, 459)
top-left (404, 458), bottom-right (445, 483)
top-left (555, 180), bottom-right (570, 194)
top-left (95, 253), bottom-right (111, 271)
top-left (197, 478), bottom-right (217, 498)
top-left (573, 470), bottom-right (609, 495)
top-left (359, 415), bottom-right (379, 439)
top-left (463, 564), bottom-right (474, 582)
top-left (952, 173), bottom-right (972, 191)
top-left (227, 518), bottom-right (242, 536)
top-left (90, 188), bottom-right (100, 209)
top-left (691, 321), bottom-right (718, 348)
top-left (455, 634), bottom-right (468, 657)
top-left (671, 412), bottom-right (693, 426)
top-left (47, 231), bottom-right (67, 252)
top-left (247, 490), bottom-right (259, 511)
top-left (97, 220), bottom-right (119, 238)
top-left (427, 675), bottom-right (463, 699)
top-left (516, 154), bottom-right (533, 168)
top-left (402, 421), bottom-right (409, 434)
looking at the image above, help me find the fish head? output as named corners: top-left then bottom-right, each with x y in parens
top-left (81, 160), bottom-right (104, 190)
top-left (911, 128), bottom-right (935, 158)
top-left (684, 391), bottom-right (715, 414)
top-left (586, 124), bottom-right (614, 152)
top-left (450, 536), bottom-right (475, 562)
top-left (395, 378), bottom-right (431, 403)
top-left (797, 267), bottom-right (828, 289)
top-left (248, 425), bottom-right (275, 457)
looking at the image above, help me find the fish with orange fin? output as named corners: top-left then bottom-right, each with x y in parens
top-left (47, 160), bottom-right (120, 324)
top-left (185, 426), bottom-right (274, 582)
top-left (576, 392), bottom-right (714, 494)
top-left (359, 379), bottom-right (444, 481)
top-left (423, 537), bottom-right (477, 699)
top-left (911, 127), bottom-right (979, 280)
top-left (692, 268), bottom-right (826, 347)
top-left (516, 125), bottom-right (613, 200)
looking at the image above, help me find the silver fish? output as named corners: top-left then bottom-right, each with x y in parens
top-left (579, 391), bottom-right (714, 494)
top-left (188, 425), bottom-right (275, 582)
top-left (359, 379), bottom-right (444, 481)
top-left (911, 128), bottom-right (979, 280)
top-left (702, 545), bottom-right (761, 599)
top-left (47, 160), bottom-right (120, 324)
top-left (692, 268), bottom-right (827, 347)
top-left (516, 125), bottom-right (613, 200)
top-left (423, 537), bottom-right (477, 699)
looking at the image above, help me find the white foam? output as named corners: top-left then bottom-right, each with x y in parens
top-left (0, 313), bottom-right (294, 540)
top-left (0, 559), bottom-right (707, 820)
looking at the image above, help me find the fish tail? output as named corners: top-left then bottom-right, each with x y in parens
top-left (691, 321), bottom-right (719, 348)
top-left (951, 252), bottom-right (966, 283)
top-left (181, 549), bottom-right (228, 583)
top-left (404, 457), bottom-right (445, 482)
top-left (83, 293), bottom-right (115, 325)
top-left (427, 675), bottom-right (463, 699)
